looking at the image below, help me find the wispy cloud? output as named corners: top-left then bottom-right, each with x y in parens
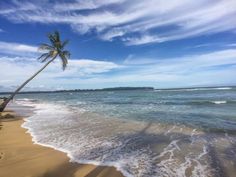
top-left (0, 41), bottom-right (38, 56)
top-left (124, 49), bottom-right (236, 67)
top-left (185, 42), bottom-right (236, 50)
top-left (226, 43), bottom-right (236, 47)
top-left (54, 0), bottom-right (125, 12)
top-left (1, 0), bottom-right (235, 45)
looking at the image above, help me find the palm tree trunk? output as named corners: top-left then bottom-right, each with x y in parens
top-left (0, 57), bottom-right (56, 112)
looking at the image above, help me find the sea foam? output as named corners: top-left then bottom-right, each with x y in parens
top-left (211, 100), bottom-right (227, 104)
top-left (14, 95), bottom-right (236, 177)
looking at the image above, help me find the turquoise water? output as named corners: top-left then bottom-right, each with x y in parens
top-left (5, 87), bottom-right (236, 177)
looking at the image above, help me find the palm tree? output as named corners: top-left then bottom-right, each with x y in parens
top-left (0, 31), bottom-right (70, 112)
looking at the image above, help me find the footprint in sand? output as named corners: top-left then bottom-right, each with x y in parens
top-left (0, 152), bottom-right (4, 159)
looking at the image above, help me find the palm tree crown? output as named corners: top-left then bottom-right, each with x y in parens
top-left (38, 31), bottom-right (70, 70)
top-left (0, 31), bottom-right (70, 112)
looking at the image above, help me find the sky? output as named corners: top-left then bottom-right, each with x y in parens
top-left (0, 0), bottom-right (236, 91)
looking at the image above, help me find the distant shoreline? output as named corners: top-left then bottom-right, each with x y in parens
top-left (0, 86), bottom-right (235, 95)
top-left (0, 87), bottom-right (154, 95)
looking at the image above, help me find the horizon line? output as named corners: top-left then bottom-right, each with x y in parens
top-left (0, 85), bottom-right (235, 95)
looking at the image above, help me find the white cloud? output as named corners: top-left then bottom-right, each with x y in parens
top-left (124, 49), bottom-right (236, 67)
top-left (0, 41), bottom-right (38, 56)
top-left (0, 56), bottom-right (121, 91)
top-left (121, 50), bottom-right (236, 84)
top-left (1, 0), bottom-right (235, 45)
top-left (0, 49), bottom-right (235, 91)
top-left (89, 49), bottom-right (236, 88)
top-left (68, 59), bottom-right (121, 75)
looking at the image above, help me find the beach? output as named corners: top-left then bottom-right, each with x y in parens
top-left (1, 0), bottom-right (236, 176)
top-left (0, 110), bottom-right (124, 177)
top-left (0, 88), bottom-right (236, 177)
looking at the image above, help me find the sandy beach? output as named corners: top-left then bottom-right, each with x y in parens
top-left (0, 110), bottom-right (124, 177)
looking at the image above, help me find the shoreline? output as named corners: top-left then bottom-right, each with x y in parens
top-left (0, 110), bottom-right (124, 177)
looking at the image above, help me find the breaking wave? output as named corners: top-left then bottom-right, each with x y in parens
top-left (13, 98), bottom-right (236, 177)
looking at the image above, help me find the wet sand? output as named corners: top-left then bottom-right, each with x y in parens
top-left (0, 111), bottom-right (124, 177)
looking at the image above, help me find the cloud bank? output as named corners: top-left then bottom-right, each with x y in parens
top-left (0, 41), bottom-right (38, 56)
top-left (0, 49), bottom-right (235, 91)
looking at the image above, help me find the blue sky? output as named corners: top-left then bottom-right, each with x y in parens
top-left (0, 0), bottom-right (236, 91)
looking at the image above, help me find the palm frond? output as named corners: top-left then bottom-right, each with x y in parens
top-left (41, 54), bottom-right (52, 63)
top-left (61, 39), bottom-right (69, 49)
top-left (62, 50), bottom-right (70, 58)
top-left (38, 31), bottom-right (70, 70)
top-left (51, 50), bottom-right (59, 58)
top-left (37, 53), bottom-right (48, 60)
top-left (47, 33), bottom-right (56, 46)
top-left (59, 53), bottom-right (68, 70)
top-left (54, 31), bottom-right (60, 42)
top-left (52, 31), bottom-right (62, 49)
top-left (38, 43), bottom-right (54, 51)
top-left (37, 53), bottom-right (50, 63)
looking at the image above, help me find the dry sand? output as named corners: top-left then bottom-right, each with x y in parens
top-left (0, 111), bottom-right (124, 177)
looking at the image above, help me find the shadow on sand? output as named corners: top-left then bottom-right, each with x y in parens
top-left (1, 114), bottom-right (232, 177)
top-left (42, 122), bottom-right (235, 177)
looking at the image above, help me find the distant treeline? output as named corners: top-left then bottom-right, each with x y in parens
top-left (0, 87), bottom-right (154, 95)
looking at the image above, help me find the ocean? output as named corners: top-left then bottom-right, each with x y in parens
top-left (5, 87), bottom-right (236, 177)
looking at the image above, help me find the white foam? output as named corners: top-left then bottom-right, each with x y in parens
top-left (164, 125), bottom-right (176, 135)
top-left (214, 87), bottom-right (232, 90)
top-left (16, 99), bottom-right (137, 177)
top-left (211, 101), bottom-right (227, 104)
top-left (15, 99), bottom-right (222, 177)
top-left (155, 87), bottom-right (233, 92)
top-left (17, 98), bottom-right (32, 101)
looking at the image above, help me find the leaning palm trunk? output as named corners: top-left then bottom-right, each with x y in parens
top-left (0, 58), bottom-right (55, 112)
top-left (0, 31), bottom-right (70, 112)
